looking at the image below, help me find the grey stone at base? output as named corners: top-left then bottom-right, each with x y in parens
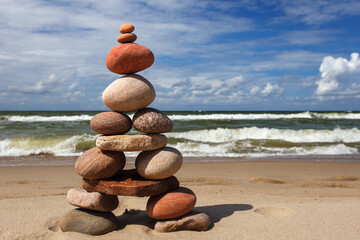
top-left (154, 211), bottom-right (211, 232)
top-left (59, 208), bottom-right (118, 235)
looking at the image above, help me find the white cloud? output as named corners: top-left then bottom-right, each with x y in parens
top-left (250, 86), bottom-right (260, 95)
top-left (315, 53), bottom-right (360, 95)
top-left (261, 83), bottom-right (284, 96)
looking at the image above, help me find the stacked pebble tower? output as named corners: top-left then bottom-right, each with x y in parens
top-left (59, 23), bottom-right (211, 235)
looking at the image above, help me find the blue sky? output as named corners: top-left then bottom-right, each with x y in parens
top-left (0, 0), bottom-right (359, 111)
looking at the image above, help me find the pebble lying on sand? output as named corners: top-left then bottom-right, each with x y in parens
top-left (96, 134), bottom-right (167, 152)
top-left (102, 74), bottom-right (155, 112)
top-left (133, 108), bottom-right (173, 133)
top-left (75, 147), bottom-right (125, 180)
top-left (59, 208), bottom-right (118, 235)
top-left (147, 187), bottom-right (197, 219)
top-left (154, 211), bottom-right (211, 232)
top-left (90, 111), bottom-right (132, 135)
top-left (67, 189), bottom-right (119, 212)
top-left (136, 147), bottom-right (183, 180)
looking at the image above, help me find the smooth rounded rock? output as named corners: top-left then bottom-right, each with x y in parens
top-left (75, 147), bottom-right (126, 180)
top-left (67, 189), bottom-right (119, 212)
top-left (96, 134), bottom-right (167, 152)
top-left (59, 208), bottom-right (118, 235)
top-left (154, 211), bottom-right (211, 232)
top-left (133, 108), bottom-right (173, 133)
top-left (90, 111), bottom-right (132, 135)
top-left (119, 23), bottom-right (135, 33)
top-left (102, 74), bottom-right (155, 112)
top-left (147, 187), bottom-right (196, 220)
top-left (117, 33), bottom-right (137, 43)
top-left (106, 43), bottom-right (154, 74)
top-left (136, 147), bottom-right (182, 180)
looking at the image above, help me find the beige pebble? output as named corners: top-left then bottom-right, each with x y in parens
top-left (102, 74), bottom-right (155, 112)
top-left (136, 147), bottom-right (182, 180)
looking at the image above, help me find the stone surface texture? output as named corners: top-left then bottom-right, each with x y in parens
top-left (59, 208), bottom-right (118, 235)
top-left (135, 147), bottom-right (182, 180)
top-left (102, 74), bottom-right (155, 112)
top-left (67, 189), bottom-right (119, 212)
top-left (117, 33), bottom-right (137, 43)
top-left (90, 111), bottom-right (132, 135)
top-left (96, 134), bottom-right (167, 152)
top-left (133, 108), bottom-right (173, 133)
top-left (106, 44), bottom-right (154, 74)
top-left (82, 169), bottom-right (179, 197)
top-left (75, 147), bottom-right (126, 180)
top-left (119, 23), bottom-right (134, 33)
top-left (154, 211), bottom-right (211, 232)
top-left (147, 187), bottom-right (197, 220)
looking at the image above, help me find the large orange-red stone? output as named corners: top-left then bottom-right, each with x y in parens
top-left (146, 187), bottom-right (196, 219)
top-left (106, 43), bottom-right (154, 74)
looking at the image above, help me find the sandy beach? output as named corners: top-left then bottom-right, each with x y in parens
top-left (0, 159), bottom-right (359, 240)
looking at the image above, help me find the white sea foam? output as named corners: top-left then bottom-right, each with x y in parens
top-left (165, 127), bottom-right (360, 143)
top-left (2, 115), bottom-right (93, 122)
top-left (0, 134), bottom-right (96, 156)
top-left (168, 111), bottom-right (360, 121)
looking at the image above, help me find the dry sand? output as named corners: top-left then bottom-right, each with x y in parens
top-left (1, 160), bottom-right (360, 240)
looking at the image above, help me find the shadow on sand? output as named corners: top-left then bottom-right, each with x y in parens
top-left (116, 203), bottom-right (253, 231)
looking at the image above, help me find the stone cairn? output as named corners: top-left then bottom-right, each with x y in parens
top-left (59, 23), bottom-right (211, 235)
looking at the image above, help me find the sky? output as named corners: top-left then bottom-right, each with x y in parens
top-left (0, 0), bottom-right (359, 111)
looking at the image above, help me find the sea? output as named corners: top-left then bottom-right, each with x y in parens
top-left (1, 111), bottom-right (360, 166)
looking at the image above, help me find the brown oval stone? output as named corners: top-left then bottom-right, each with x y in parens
top-left (135, 147), bottom-right (182, 180)
top-left (117, 33), bottom-right (137, 43)
top-left (102, 74), bottom-right (155, 112)
top-left (106, 43), bottom-right (154, 74)
top-left (133, 108), bottom-right (173, 133)
top-left (75, 147), bottom-right (126, 180)
top-left (96, 134), bottom-right (167, 152)
top-left (147, 187), bottom-right (197, 220)
top-left (90, 112), bottom-right (132, 135)
top-left (119, 23), bottom-right (135, 33)
top-left (67, 189), bottom-right (119, 212)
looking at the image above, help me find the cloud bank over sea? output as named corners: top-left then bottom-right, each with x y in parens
top-left (0, 0), bottom-right (359, 110)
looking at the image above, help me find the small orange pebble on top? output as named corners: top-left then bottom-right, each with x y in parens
top-left (120, 23), bottom-right (135, 33)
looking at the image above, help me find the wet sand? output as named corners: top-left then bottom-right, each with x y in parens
top-left (1, 160), bottom-right (360, 239)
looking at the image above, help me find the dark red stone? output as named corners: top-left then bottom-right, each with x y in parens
top-left (82, 169), bottom-right (179, 197)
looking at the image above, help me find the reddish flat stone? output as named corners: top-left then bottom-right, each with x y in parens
top-left (82, 169), bottom-right (179, 197)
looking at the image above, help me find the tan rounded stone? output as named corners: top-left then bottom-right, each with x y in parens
top-left (96, 134), bottom-right (167, 152)
top-left (135, 147), bottom-right (182, 180)
top-left (75, 147), bottom-right (126, 180)
top-left (119, 23), bottom-right (135, 33)
top-left (102, 74), bottom-right (155, 112)
top-left (90, 111), bottom-right (132, 135)
top-left (67, 189), bottom-right (119, 212)
top-left (147, 187), bottom-right (197, 219)
top-left (154, 211), bottom-right (211, 232)
top-left (117, 33), bottom-right (137, 43)
top-left (106, 43), bottom-right (154, 74)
